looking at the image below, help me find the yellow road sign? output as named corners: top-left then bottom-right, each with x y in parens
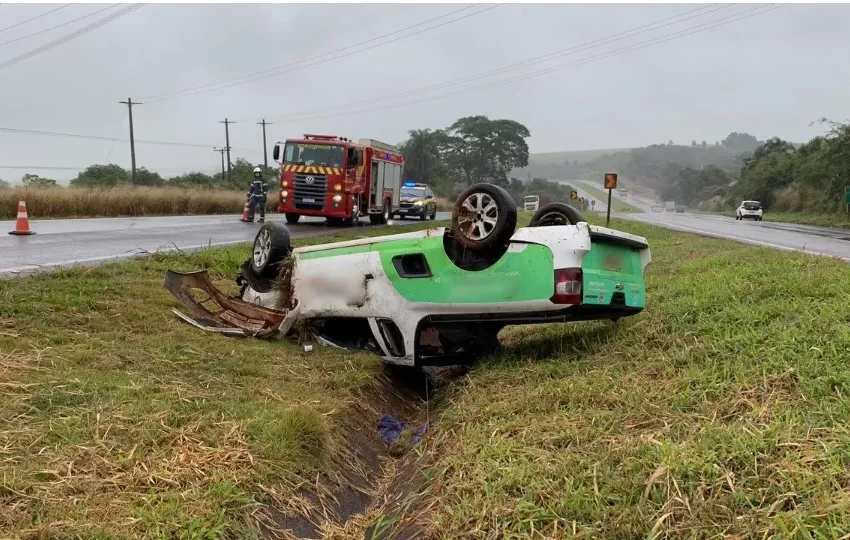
top-left (604, 173), bottom-right (618, 189)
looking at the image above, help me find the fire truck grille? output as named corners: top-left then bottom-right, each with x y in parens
top-left (293, 175), bottom-right (327, 210)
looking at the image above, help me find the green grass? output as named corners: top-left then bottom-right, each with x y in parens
top-left (7, 212), bottom-right (850, 537)
top-left (0, 220), bottom-right (446, 538)
top-left (762, 211), bottom-right (850, 230)
top-left (576, 181), bottom-right (644, 213)
top-left (422, 217), bottom-right (850, 538)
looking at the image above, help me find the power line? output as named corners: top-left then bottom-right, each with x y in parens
top-left (0, 4), bottom-right (144, 71)
top-left (139, 4), bottom-right (501, 103)
top-left (0, 126), bottom-right (259, 153)
top-left (251, 4), bottom-right (786, 125)
top-left (0, 164), bottom-right (220, 171)
top-left (0, 4), bottom-right (119, 47)
top-left (245, 4), bottom-right (732, 123)
top-left (140, 4), bottom-right (477, 102)
top-left (0, 4), bottom-right (70, 34)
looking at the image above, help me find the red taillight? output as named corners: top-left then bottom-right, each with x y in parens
top-left (551, 268), bottom-right (582, 305)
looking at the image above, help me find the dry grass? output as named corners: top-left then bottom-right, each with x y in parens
top-left (0, 222), bottom-right (447, 538)
top-left (0, 187), bottom-right (273, 219)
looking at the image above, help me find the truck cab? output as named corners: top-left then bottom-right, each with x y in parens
top-left (272, 134), bottom-right (404, 226)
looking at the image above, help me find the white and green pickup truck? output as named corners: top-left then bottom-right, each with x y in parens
top-left (165, 183), bottom-right (651, 367)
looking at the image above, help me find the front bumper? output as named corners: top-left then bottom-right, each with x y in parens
top-left (396, 205), bottom-right (426, 216)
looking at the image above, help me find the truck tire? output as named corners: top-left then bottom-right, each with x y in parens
top-left (529, 203), bottom-right (585, 227)
top-left (370, 199), bottom-right (390, 225)
top-left (451, 183), bottom-right (517, 251)
top-left (285, 213), bottom-right (300, 224)
top-left (250, 222), bottom-right (292, 279)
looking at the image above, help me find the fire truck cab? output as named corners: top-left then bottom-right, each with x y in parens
top-left (273, 134), bottom-right (403, 226)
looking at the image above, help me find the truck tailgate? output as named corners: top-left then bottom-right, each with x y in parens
top-left (581, 226), bottom-right (650, 309)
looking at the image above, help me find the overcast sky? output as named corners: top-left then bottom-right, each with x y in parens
top-left (1, 2), bottom-right (848, 183)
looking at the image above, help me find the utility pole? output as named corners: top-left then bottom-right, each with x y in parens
top-left (257, 119), bottom-right (272, 170)
top-left (120, 97), bottom-right (141, 184)
top-left (219, 118), bottom-right (233, 181)
top-left (213, 147), bottom-right (226, 180)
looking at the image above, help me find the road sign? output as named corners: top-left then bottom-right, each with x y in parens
top-left (845, 186), bottom-right (850, 204)
top-left (591, 200), bottom-right (596, 208)
top-left (604, 173), bottom-right (618, 189)
top-left (569, 190), bottom-right (577, 200)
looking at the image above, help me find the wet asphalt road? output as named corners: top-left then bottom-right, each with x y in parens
top-left (0, 212), bottom-right (450, 276)
top-left (565, 182), bottom-right (850, 262)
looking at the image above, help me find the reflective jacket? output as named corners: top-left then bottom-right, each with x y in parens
top-left (248, 178), bottom-right (268, 199)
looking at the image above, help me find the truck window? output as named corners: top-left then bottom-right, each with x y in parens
top-left (284, 143), bottom-right (344, 168)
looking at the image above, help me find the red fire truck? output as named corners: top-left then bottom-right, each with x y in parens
top-left (272, 134), bottom-right (404, 226)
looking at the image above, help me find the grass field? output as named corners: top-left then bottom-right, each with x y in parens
top-left (4, 214), bottom-right (850, 538)
top-left (762, 211), bottom-right (850, 230)
top-left (422, 217), bottom-right (850, 537)
top-left (1, 187), bottom-right (256, 219)
top-left (576, 182), bottom-right (644, 213)
top-left (0, 221), bottom-right (444, 538)
top-left (1, 187), bottom-right (454, 220)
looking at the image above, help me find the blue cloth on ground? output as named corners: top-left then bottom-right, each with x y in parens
top-left (378, 414), bottom-right (428, 445)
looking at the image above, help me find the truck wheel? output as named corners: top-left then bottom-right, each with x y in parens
top-left (452, 183), bottom-right (517, 251)
top-left (529, 203), bottom-right (585, 227)
top-left (370, 199), bottom-right (390, 225)
top-left (251, 222), bottom-right (292, 279)
top-left (285, 213), bottom-right (300, 224)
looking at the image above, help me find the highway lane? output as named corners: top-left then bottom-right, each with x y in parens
top-left (560, 178), bottom-right (850, 261)
top-left (625, 211), bottom-right (850, 261)
top-left (0, 212), bottom-right (450, 276)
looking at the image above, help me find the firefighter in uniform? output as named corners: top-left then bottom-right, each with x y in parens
top-left (247, 167), bottom-right (268, 223)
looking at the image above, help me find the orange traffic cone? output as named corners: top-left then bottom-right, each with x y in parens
top-left (240, 198), bottom-right (251, 222)
top-left (9, 196), bottom-right (35, 235)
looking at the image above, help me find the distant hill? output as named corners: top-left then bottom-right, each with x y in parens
top-left (525, 148), bottom-right (632, 166)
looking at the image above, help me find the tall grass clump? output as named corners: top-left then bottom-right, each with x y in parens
top-left (0, 186), bottom-right (277, 219)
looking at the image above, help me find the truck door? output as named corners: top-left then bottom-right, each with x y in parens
top-left (371, 160), bottom-right (381, 209)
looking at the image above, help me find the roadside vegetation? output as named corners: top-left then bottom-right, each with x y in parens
top-left (760, 210), bottom-right (850, 229)
top-left (0, 186), bottom-right (264, 219)
top-left (419, 216), bottom-right (850, 537)
top-left (4, 210), bottom-right (850, 537)
top-left (0, 221), bottom-right (443, 538)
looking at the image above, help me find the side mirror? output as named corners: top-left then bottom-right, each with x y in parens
top-left (272, 144), bottom-right (281, 162)
top-left (347, 148), bottom-right (357, 168)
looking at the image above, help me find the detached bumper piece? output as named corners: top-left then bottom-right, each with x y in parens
top-left (163, 270), bottom-right (286, 338)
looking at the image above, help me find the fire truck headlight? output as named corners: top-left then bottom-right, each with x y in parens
top-left (281, 190), bottom-right (289, 198)
top-left (332, 194), bottom-right (342, 202)
top-left (334, 183), bottom-right (342, 191)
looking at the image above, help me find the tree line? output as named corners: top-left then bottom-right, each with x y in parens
top-left (399, 115), bottom-right (577, 204)
top-left (1, 159), bottom-right (278, 191)
top-left (658, 121), bottom-right (850, 213)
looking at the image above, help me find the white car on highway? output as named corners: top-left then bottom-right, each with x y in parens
top-left (736, 200), bottom-right (764, 221)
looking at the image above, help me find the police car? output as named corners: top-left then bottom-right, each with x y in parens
top-left (395, 182), bottom-right (437, 221)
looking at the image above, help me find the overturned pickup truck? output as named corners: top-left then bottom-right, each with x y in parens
top-left (165, 183), bottom-right (651, 367)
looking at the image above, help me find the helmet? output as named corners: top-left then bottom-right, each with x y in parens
top-left (253, 167), bottom-right (262, 178)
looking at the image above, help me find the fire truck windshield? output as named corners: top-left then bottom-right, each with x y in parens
top-left (284, 143), bottom-right (344, 168)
